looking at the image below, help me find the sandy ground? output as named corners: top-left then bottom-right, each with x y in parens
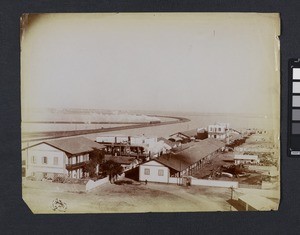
top-left (22, 179), bottom-right (233, 214)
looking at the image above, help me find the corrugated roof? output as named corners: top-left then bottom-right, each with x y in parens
top-left (44, 137), bottom-right (105, 155)
top-left (155, 139), bottom-right (225, 172)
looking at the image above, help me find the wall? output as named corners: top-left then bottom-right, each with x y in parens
top-left (86, 176), bottom-right (109, 191)
top-left (168, 177), bottom-right (183, 184)
top-left (26, 143), bottom-right (67, 177)
top-left (139, 161), bottom-right (169, 183)
top-left (191, 178), bottom-right (239, 188)
top-left (23, 179), bottom-right (86, 192)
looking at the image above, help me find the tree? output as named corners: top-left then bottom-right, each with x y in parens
top-left (83, 148), bottom-right (105, 178)
top-left (82, 161), bottom-right (96, 178)
top-left (90, 148), bottom-right (105, 164)
top-left (101, 160), bottom-right (124, 183)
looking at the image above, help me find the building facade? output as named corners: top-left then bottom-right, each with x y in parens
top-left (139, 160), bottom-right (170, 183)
top-left (139, 138), bottom-right (225, 183)
top-left (234, 154), bottom-right (259, 165)
top-left (208, 123), bottom-right (230, 143)
top-left (23, 137), bottom-right (105, 180)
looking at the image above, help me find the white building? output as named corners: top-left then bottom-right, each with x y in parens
top-left (208, 123), bottom-right (230, 143)
top-left (96, 134), bottom-right (157, 145)
top-left (23, 137), bottom-right (105, 180)
top-left (234, 154), bottom-right (259, 165)
top-left (139, 160), bottom-right (170, 183)
top-left (96, 134), bottom-right (161, 157)
top-left (157, 137), bottom-right (178, 153)
top-left (139, 138), bottom-right (225, 183)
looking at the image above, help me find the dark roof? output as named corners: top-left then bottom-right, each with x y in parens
top-left (43, 137), bottom-right (105, 155)
top-left (155, 139), bottom-right (225, 172)
top-left (104, 155), bottom-right (137, 165)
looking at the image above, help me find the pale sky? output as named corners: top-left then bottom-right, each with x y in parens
top-left (21, 13), bottom-right (280, 116)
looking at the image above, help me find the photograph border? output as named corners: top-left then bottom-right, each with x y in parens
top-left (0, 0), bottom-right (299, 234)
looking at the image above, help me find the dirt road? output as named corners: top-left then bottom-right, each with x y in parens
top-left (22, 180), bottom-right (231, 213)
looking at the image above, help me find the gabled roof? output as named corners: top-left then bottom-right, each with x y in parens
top-left (43, 137), bottom-right (105, 155)
top-left (154, 139), bottom-right (225, 172)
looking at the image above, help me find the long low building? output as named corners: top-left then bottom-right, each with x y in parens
top-left (23, 137), bottom-right (105, 180)
top-left (139, 138), bottom-right (225, 183)
top-left (234, 154), bottom-right (259, 165)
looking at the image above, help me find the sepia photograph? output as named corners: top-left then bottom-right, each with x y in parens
top-left (21, 13), bottom-right (280, 213)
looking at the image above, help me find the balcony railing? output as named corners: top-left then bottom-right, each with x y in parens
top-left (66, 160), bottom-right (90, 171)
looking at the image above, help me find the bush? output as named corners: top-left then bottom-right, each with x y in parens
top-left (52, 176), bottom-right (66, 183)
top-left (114, 180), bottom-right (133, 185)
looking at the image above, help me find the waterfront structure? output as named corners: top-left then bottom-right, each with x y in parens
top-left (23, 137), bottom-right (105, 179)
top-left (139, 138), bottom-right (225, 183)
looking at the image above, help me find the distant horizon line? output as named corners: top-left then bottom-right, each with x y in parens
top-left (22, 107), bottom-right (271, 118)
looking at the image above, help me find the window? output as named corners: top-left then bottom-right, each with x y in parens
top-left (42, 156), bottom-right (47, 164)
top-left (53, 157), bottom-right (58, 165)
top-left (158, 169), bottom-right (164, 176)
top-left (144, 168), bottom-right (150, 175)
top-left (31, 156), bottom-right (36, 164)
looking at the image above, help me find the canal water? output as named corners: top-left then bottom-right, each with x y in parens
top-left (21, 111), bottom-right (278, 149)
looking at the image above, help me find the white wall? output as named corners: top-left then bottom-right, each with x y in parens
top-left (169, 177), bottom-right (183, 184)
top-left (26, 143), bottom-right (67, 176)
top-left (139, 160), bottom-right (169, 183)
top-left (86, 176), bottom-right (109, 191)
top-left (191, 177), bottom-right (239, 188)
